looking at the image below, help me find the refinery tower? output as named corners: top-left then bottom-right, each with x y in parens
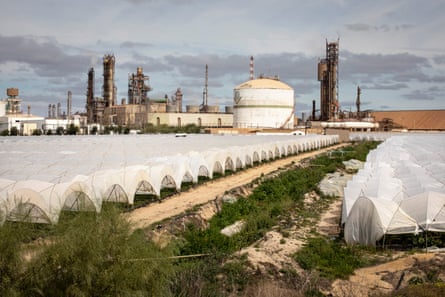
top-left (318, 40), bottom-right (339, 121)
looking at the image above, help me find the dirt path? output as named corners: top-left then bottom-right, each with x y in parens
top-left (127, 144), bottom-right (347, 229)
top-left (317, 197), bottom-right (343, 237)
top-left (330, 253), bottom-right (442, 297)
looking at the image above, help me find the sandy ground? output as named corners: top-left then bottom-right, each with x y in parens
top-left (330, 253), bottom-right (442, 297)
top-left (127, 144), bottom-right (347, 229)
top-left (127, 143), bottom-right (445, 296)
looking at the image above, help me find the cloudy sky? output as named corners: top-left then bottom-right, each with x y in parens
top-left (1, 0), bottom-right (444, 117)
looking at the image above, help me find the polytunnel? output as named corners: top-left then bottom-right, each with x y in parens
top-left (0, 134), bottom-right (339, 224)
top-left (343, 133), bottom-right (445, 245)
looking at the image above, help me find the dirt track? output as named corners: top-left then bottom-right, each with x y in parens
top-left (127, 144), bottom-right (347, 229)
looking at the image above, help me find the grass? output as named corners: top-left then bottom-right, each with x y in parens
top-left (0, 141), bottom-right (384, 297)
top-left (293, 236), bottom-right (373, 280)
top-left (173, 142), bottom-right (382, 295)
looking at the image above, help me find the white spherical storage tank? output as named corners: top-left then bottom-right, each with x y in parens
top-left (233, 78), bottom-right (295, 129)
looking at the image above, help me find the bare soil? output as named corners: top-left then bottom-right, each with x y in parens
top-left (126, 143), bottom-right (445, 297)
top-left (127, 144), bottom-right (347, 229)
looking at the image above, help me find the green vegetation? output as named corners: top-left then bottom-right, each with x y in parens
top-left (378, 283), bottom-right (445, 297)
top-left (0, 141), bottom-right (384, 296)
top-left (31, 129), bottom-right (42, 136)
top-left (293, 236), bottom-right (372, 280)
top-left (142, 123), bottom-right (201, 134)
top-left (174, 142), bottom-right (381, 294)
top-left (66, 123), bottom-right (80, 135)
top-left (377, 232), bottom-right (445, 250)
top-left (10, 127), bottom-right (19, 136)
top-left (103, 125), bottom-right (130, 135)
top-left (0, 206), bottom-right (175, 297)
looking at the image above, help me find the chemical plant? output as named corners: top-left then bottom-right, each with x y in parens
top-left (1, 40), bottom-right (444, 135)
top-left (318, 40), bottom-right (339, 121)
top-left (84, 55), bottom-right (233, 132)
top-left (233, 56), bottom-right (294, 129)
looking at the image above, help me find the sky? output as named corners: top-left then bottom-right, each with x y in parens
top-left (1, 0), bottom-right (444, 118)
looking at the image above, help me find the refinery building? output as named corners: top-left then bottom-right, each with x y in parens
top-left (2, 40), bottom-right (444, 136)
top-left (0, 88), bottom-right (44, 135)
top-left (85, 55), bottom-right (234, 131)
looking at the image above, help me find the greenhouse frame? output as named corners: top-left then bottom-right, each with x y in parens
top-left (343, 133), bottom-right (445, 245)
top-left (1, 134), bottom-right (339, 224)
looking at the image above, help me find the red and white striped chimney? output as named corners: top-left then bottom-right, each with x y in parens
top-left (249, 56), bottom-right (254, 80)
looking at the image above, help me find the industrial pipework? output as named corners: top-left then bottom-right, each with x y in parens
top-left (128, 67), bottom-right (151, 105)
top-left (318, 40), bottom-right (339, 121)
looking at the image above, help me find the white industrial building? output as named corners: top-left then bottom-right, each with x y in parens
top-left (0, 89), bottom-right (45, 135)
top-left (233, 77), bottom-right (295, 129)
top-left (146, 112), bottom-right (233, 128)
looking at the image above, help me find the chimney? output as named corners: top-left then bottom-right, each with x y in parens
top-left (249, 56), bottom-right (254, 80)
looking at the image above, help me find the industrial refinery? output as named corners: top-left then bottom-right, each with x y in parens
top-left (233, 57), bottom-right (294, 129)
top-left (1, 40), bottom-right (444, 136)
top-left (84, 55), bottom-right (233, 131)
top-left (318, 40), bottom-right (339, 121)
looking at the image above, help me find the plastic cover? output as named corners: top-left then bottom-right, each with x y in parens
top-left (343, 133), bottom-right (445, 245)
top-left (0, 134), bottom-right (339, 224)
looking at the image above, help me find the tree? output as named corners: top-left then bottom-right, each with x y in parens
top-left (66, 124), bottom-right (79, 135)
top-left (56, 126), bottom-right (64, 135)
top-left (10, 127), bottom-right (18, 136)
top-left (90, 126), bottom-right (98, 135)
top-left (32, 129), bottom-right (42, 136)
top-left (21, 206), bottom-right (175, 296)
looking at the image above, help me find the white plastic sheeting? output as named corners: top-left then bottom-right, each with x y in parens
top-left (0, 134), bottom-right (339, 224)
top-left (349, 132), bottom-right (395, 142)
top-left (343, 134), bottom-right (445, 245)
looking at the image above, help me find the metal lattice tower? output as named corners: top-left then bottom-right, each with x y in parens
top-left (318, 40), bottom-right (339, 121)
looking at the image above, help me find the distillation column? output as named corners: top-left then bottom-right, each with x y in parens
top-left (128, 67), bottom-right (151, 105)
top-left (103, 54), bottom-right (116, 108)
top-left (86, 68), bottom-right (95, 123)
top-left (318, 40), bottom-right (339, 121)
top-left (67, 90), bottom-right (72, 119)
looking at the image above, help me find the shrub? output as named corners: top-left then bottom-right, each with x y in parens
top-left (294, 236), bottom-right (369, 280)
top-left (32, 129), bottom-right (42, 136)
top-left (20, 205), bottom-right (175, 296)
top-left (10, 127), bottom-right (19, 136)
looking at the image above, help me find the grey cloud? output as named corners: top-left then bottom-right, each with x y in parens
top-left (124, 52), bottom-right (318, 88)
top-left (430, 75), bottom-right (445, 83)
top-left (395, 24), bottom-right (413, 30)
top-left (403, 90), bottom-right (436, 101)
top-left (341, 51), bottom-right (430, 81)
top-left (121, 54), bottom-right (174, 72)
top-left (158, 53), bottom-right (320, 99)
top-left (0, 35), bottom-right (91, 78)
top-left (122, 0), bottom-right (194, 5)
top-left (361, 83), bottom-right (408, 90)
top-left (403, 86), bottom-right (444, 101)
top-left (345, 23), bottom-right (412, 32)
top-left (433, 55), bottom-right (445, 65)
top-left (254, 53), bottom-right (316, 81)
top-left (120, 41), bottom-right (153, 48)
top-left (344, 23), bottom-right (372, 31)
top-left (163, 54), bottom-right (247, 78)
top-left (376, 24), bottom-right (390, 32)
